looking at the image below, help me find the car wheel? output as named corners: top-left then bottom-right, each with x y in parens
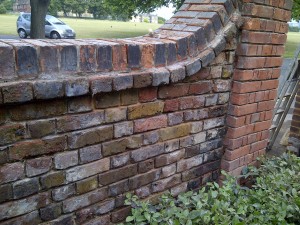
top-left (18, 29), bottom-right (27, 39)
top-left (50, 31), bottom-right (61, 39)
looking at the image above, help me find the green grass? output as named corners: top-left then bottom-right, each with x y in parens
top-left (1, 14), bottom-right (300, 58)
top-left (284, 32), bottom-right (300, 58)
top-left (0, 14), bottom-right (161, 39)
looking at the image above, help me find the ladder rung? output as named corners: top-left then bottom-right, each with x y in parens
top-left (270, 125), bottom-right (277, 130)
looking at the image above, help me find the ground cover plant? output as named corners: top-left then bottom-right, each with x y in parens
top-left (121, 153), bottom-right (300, 225)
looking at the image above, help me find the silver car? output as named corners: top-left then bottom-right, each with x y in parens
top-left (17, 13), bottom-right (76, 39)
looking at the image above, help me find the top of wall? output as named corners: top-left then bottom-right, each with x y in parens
top-left (0, 0), bottom-right (292, 105)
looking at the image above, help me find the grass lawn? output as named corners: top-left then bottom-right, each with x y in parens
top-left (284, 32), bottom-right (300, 58)
top-left (0, 14), bottom-right (161, 39)
top-left (0, 14), bottom-right (300, 58)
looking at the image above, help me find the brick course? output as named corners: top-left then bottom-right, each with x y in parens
top-left (0, 0), bottom-right (291, 224)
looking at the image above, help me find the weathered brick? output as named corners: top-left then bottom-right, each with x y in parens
top-left (94, 92), bottom-right (120, 109)
top-left (129, 169), bottom-right (161, 190)
top-left (134, 115), bottom-right (168, 133)
top-left (25, 156), bottom-right (52, 178)
top-left (16, 46), bottom-right (39, 77)
top-left (152, 68), bottom-right (170, 86)
top-left (189, 81), bottom-right (213, 95)
top-left (61, 45), bottom-right (77, 72)
top-left (204, 117), bottom-right (225, 130)
top-left (52, 184), bottom-right (76, 202)
top-left (105, 107), bottom-right (127, 123)
top-left (40, 203), bottom-right (62, 221)
top-left (65, 78), bottom-right (89, 97)
top-left (97, 45), bottom-right (113, 71)
top-left (205, 94), bottom-right (218, 106)
top-left (102, 138), bottom-right (129, 157)
top-left (109, 179), bottom-right (129, 197)
top-left (200, 139), bottom-right (223, 154)
top-left (41, 171), bottom-right (65, 189)
top-left (63, 187), bottom-right (108, 213)
top-left (66, 158), bottom-right (110, 182)
top-left (131, 143), bottom-right (165, 162)
top-left (184, 109), bottom-right (209, 121)
top-left (155, 149), bottom-right (185, 167)
top-left (193, 131), bottom-right (207, 144)
top-left (68, 96), bottom-right (92, 113)
top-left (177, 154), bottom-right (204, 172)
top-left (10, 136), bottom-right (67, 160)
top-left (133, 72), bottom-right (153, 88)
top-left (138, 159), bottom-right (154, 173)
top-left (159, 124), bottom-right (191, 141)
top-left (135, 186), bottom-right (151, 198)
top-left (79, 144), bottom-right (102, 164)
top-left (0, 210), bottom-right (41, 225)
top-left (9, 100), bottom-right (67, 121)
top-left (90, 76), bottom-right (113, 94)
top-left (54, 151), bottom-right (79, 170)
top-left (168, 64), bottom-right (186, 83)
top-left (2, 82), bottom-right (33, 103)
top-left (68, 126), bottom-right (113, 149)
top-left (99, 164), bottom-right (137, 185)
top-left (168, 112), bottom-right (184, 126)
top-left (127, 44), bottom-right (141, 68)
top-left (75, 202), bottom-right (113, 224)
top-left (139, 87), bottom-right (157, 102)
top-left (0, 162), bottom-right (24, 184)
top-left (155, 43), bottom-right (166, 66)
top-left (111, 153), bottom-right (130, 168)
top-left (13, 178), bottom-right (39, 199)
top-left (0, 184), bottom-right (12, 204)
top-left (121, 89), bottom-right (139, 105)
top-left (159, 84), bottom-right (189, 99)
top-left (111, 206), bottom-right (131, 223)
top-left (143, 130), bottom-right (159, 145)
top-left (57, 111), bottom-right (105, 133)
top-left (0, 44), bottom-right (15, 80)
top-left (0, 123), bottom-right (26, 146)
top-left (0, 192), bottom-right (49, 221)
top-left (182, 160), bottom-right (221, 181)
top-left (114, 121), bottom-right (134, 138)
top-left (76, 176), bottom-right (98, 194)
top-left (128, 102), bottom-right (164, 120)
top-left (152, 174), bottom-right (181, 193)
top-left (79, 45), bottom-right (96, 72)
top-left (27, 119), bottom-right (55, 139)
top-left (33, 81), bottom-right (64, 100)
top-left (161, 164), bottom-right (177, 178)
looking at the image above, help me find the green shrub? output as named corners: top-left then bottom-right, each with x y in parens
top-left (288, 26), bottom-right (300, 32)
top-left (0, 4), bottom-right (7, 14)
top-left (121, 153), bottom-right (300, 225)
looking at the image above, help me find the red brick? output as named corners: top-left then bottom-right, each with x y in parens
top-left (179, 96), bottom-right (205, 110)
top-left (227, 115), bottom-right (246, 128)
top-left (228, 103), bottom-right (258, 116)
top-left (233, 70), bottom-right (254, 81)
top-left (224, 145), bottom-right (250, 161)
top-left (158, 84), bottom-right (189, 99)
top-left (221, 158), bottom-right (240, 171)
top-left (230, 93), bottom-right (255, 105)
top-left (10, 136), bottom-right (67, 160)
top-left (139, 87), bottom-right (158, 102)
top-left (134, 115), bottom-right (168, 133)
top-left (260, 80), bottom-right (278, 91)
top-left (257, 100), bottom-right (276, 112)
top-left (226, 124), bottom-right (254, 139)
top-left (164, 99), bottom-right (179, 112)
top-left (112, 45), bottom-right (127, 71)
top-left (250, 139), bottom-right (268, 153)
top-left (232, 81), bottom-right (261, 93)
top-left (241, 31), bottom-right (271, 44)
top-left (188, 81), bottom-right (212, 95)
top-left (254, 120), bottom-right (272, 132)
top-left (223, 137), bottom-right (244, 150)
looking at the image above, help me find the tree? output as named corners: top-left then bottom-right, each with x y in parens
top-left (292, 0), bottom-right (300, 20)
top-left (30, 0), bottom-right (50, 39)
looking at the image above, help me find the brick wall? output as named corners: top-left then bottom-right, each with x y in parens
top-left (222, 0), bottom-right (292, 175)
top-left (0, 0), bottom-right (292, 224)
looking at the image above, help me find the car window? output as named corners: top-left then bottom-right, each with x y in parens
top-left (45, 20), bottom-right (51, 26)
top-left (22, 14), bottom-right (31, 21)
top-left (46, 16), bottom-right (65, 25)
top-left (17, 16), bottom-right (22, 22)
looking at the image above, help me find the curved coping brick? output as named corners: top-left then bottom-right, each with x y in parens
top-left (0, 0), bottom-right (243, 105)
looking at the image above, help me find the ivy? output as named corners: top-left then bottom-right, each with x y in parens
top-left (121, 153), bottom-right (300, 225)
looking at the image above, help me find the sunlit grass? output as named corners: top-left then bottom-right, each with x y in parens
top-left (284, 32), bottom-right (300, 58)
top-left (0, 14), bottom-right (161, 39)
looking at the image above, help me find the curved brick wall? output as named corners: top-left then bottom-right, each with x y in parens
top-left (0, 0), bottom-right (292, 224)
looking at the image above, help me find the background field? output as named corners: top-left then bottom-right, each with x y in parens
top-left (0, 14), bottom-right (299, 57)
top-left (0, 14), bottom-right (161, 39)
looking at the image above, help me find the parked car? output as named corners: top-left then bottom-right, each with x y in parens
top-left (17, 13), bottom-right (76, 39)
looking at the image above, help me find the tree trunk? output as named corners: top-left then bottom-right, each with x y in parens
top-left (30, 0), bottom-right (50, 39)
